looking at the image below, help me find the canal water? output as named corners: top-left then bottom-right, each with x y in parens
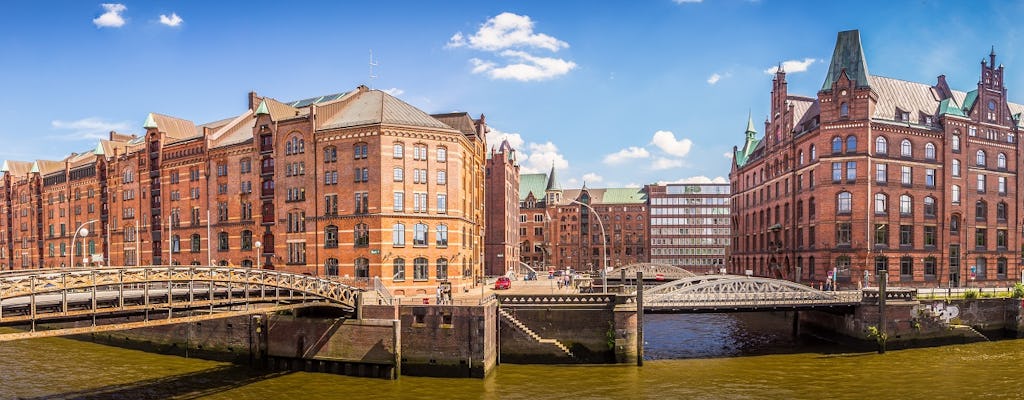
top-left (2, 314), bottom-right (1022, 399)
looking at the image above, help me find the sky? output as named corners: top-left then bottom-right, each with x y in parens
top-left (2, 1), bottom-right (1024, 188)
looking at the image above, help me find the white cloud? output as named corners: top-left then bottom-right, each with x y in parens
top-left (471, 50), bottom-right (576, 81)
top-left (93, 3), bottom-right (127, 28)
top-left (382, 88), bottom-right (405, 97)
top-left (51, 117), bottom-right (132, 140)
top-left (486, 126), bottom-right (525, 151)
top-left (764, 58), bottom-right (817, 74)
top-left (659, 176), bottom-right (729, 185)
top-left (651, 157), bottom-right (684, 170)
top-left (723, 152), bottom-right (733, 159)
top-left (624, 182), bottom-right (641, 188)
top-left (650, 130), bottom-right (693, 158)
top-left (522, 141), bottom-right (569, 174)
top-left (159, 13), bottom-right (183, 27)
top-left (603, 146), bottom-right (650, 164)
top-left (582, 173), bottom-right (604, 184)
top-left (707, 73), bottom-right (722, 85)
top-left (447, 12), bottom-right (568, 52)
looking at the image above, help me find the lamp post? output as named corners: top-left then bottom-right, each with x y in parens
top-left (254, 241), bottom-right (262, 270)
top-left (570, 199), bottom-right (608, 294)
top-left (69, 219), bottom-right (99, 268)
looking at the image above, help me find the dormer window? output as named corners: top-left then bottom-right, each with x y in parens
top-left (924, 115), bottom-right (933, 126)
top-left (840, 102), bottom-right (849, 118)
top-left (898, 110), bottom-right (909, 122)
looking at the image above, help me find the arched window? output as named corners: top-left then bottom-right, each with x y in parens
top-left (900, 195), bottom-right (912, 215)
top-left (831, 137), bottom-right (842, 154)
top-left (414, 223), bottom-right (428, 246)
top-left (218, 232), bottom-right (229, 251)
top-left (241, 230), bottom-right (253, 250)
top-left (952, 135), bottom-right (961, 152)
top-left (810, 145), bottom-right (817, 160)
top-left (900, 139), bottom-right (912, 157)
top-left (975, 257), bottom-right (987, 280)
top-left (846, 135), bottom-right (857, 152)
top-left (88, 240), bottom-right (95, 255)
top-left (808, 197), bottom-right (816, 219)
top-left (924, 143), bottom-right (936, 160)
top-left (976, 150), bottom-right (986, 166)
top-left (393, 143), bottom-right (404, 159)
top-left (190, 234), bottom-right (201, 253)
top-left (354, 223), bottom-right (369, 247)
top-left (354, 257), bottom-right (369, 278)
top-left (414, 257), bottom-right (429, 280)
top-left (393, 258), bottom-right (406, 281)
top-left (997, 257), bottom-right (1008, 278)
top-left (998, 153), bottom-right (1007, 169)
top-left (325, 258), bottom-right (339, 276)
top-left (799, 150), bottom-right (805, 165)
top-left (436, 258), bottom-right (448, 280)
top-left (171, 235), bottom-right (180, 254)
top-left (924, 196), bottom-right (936, 217)
top-left (436, 225), bottom-right (448, 247)
top-left (976, 200), bottom-right (987, 221)
top-left (951, 185), bottom-right (961, 204)
top-left (840, 102), bottom-right (849, 117)
top-left (997, 202), bottom-right (1008, 221)
top-left (950, 214), bottom-right (961, 234)
top-left (952, 159), bottom-right (961, 177)
top-left (874, 193), bottom-right (887, 214)
top-left (285, 139), bottom-right (293, 155)
top-left (837, 192), bottom-right (852, 214)
top-left (325, 225), bottom-right (338, 248)
top-left (242, 260), bottom-right (253, 268)
top-left (393, 223), bottom-right (406, 246)
top-left (875, 136), bottom-right (888, 155)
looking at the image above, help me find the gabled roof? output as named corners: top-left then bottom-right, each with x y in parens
top-left (822, 29), bottom-right (871, 90)
top-left (939, 97), bottom-right (966, 117)
top-left (35, 159), bottom-right (64, 175)
top-left (209, 110), bottom-right (256, 148)
top-left (318, 89), bottom-right (453, 131)
top-left (432, 112), bottom-right (477, 136)
top-left (519, 173), bottom-right (549, 201)
top-left (1, 160), bottom-right (33, 176)
top-left (264, 97), bottom-right (304, 121)
top-left (146, 113), bottom-right (199, 141)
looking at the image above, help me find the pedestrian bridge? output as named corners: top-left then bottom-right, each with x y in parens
top-left (642, 275), bottom-right (860, 312)
top-left (608, 263), bottom-right (696, 280)
top-left (0, 266), bottom-right (362, 340)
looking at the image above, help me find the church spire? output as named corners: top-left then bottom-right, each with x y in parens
top-left (545, 162), bottom-right (560, 191)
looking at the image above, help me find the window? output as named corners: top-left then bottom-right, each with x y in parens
top-left (437, 147), bottom-right (447, 162)
top-left (324, 146), bottom-right (338, 163)
top-left (969, 126), bottom-right (977, 136)
top-left (414, 257), bottom-right (429, 280)
top-left (875, 136), bottom-right (888, 155)
top-left (901, 166), bottom-right (912, 185)
top-left (998, 202), bottom-right (1008, 221)
top-left (899, 195), bottom-right (912, 215)
top-left (799, 150), bottom-right (805, 165)
top-left (899, 225), bottom-right (913, 247)
top-left (997, 257), bottom-right (1008, 279)
top-left (393, 192), bottom-right (404, 212)
top-left (976, 200), bottom-right (987, 221)
top-left (874, 193), bottom-right (887, 214)
top-left (393, 258), bottom-right (406, 281)
top-left (924, 143), bottom-right (936, 160)
top-left (951, 185), bottom-right (961, 204)
top-left (354, 223), bottom-right (369, 247)
top-left (900, 256), bottom-right (913, 281)
top-left (999, 177), bottom-right (1007, 195)
top-left (287, 242), bottom-right (307, 265)
top-left (998, 153), bottom-right (1007, 169)
top-left (393, 223), bottom-right (405, 246)
top-left (324, 194), bottom-right (338, 216)
top-left (977, 174), bottom-right (986, 193)
top-left (876, 164), bottom-right (887, 183)
top-left (874, 224), bottom-right (889, 246)
top-left (925, 169), bottom-right (935, 188)
top-left (354, 192), bottom-right (368, 214)
top-left (976, 150), bottom-right (986, 166)
top-left (950, 215), bottom-right (961, 234)
top-left (437, 194), bottom-right (447, 213)
top-left (924, 227), bottom-right (937, 248)
top-left (437, 171), bottom-right (446, 185)
top-left (831, 137), bottom-right (842, 154)
top-left (832, 163), bottom-right (842, 182)
top-left (900, 139), bottom-right (912, 157)
top-left (924, 196), bottom-right (936, 217)
top-left (353, 143), bottom-right (368, 159)
top-left (414, 223), bottom-right (428, 246)
top-left (393, 167), bottom-right (403, 182)
top-left (393, 143), bottom-right (404, 159)
top-left (436, 225), bottom-right (448, 247)
top-left (354, 257), bottom-right (369, 278)
top-left (218, 232), bottom-right (229, 251)
top-left (952, 135), bottom-right (961, 152)
top-left (191, 234), bottom-right (201, 253)
top-left (846, 161), bottom-right (856, 181)
top-left (875, 256), bottom-right (889, 274)
top-left (240, 158), bottom-right (252, 173)
top-left (810, 145), bottom-right (816, 160)
top-left (171, 235), bottom-right (180, 254)
top-left (840, 102), bottom-right (849, 118)
top-left (837, 192), bottom-right (852, 214)
top-left (436, 258), bottom-right (448, 280)
top-left (836, 223), bottom-right (852, 246)
top-left (952, 159), bottom-right (961, 177)
top-left (976, 228), bottom-right (987, 248)
top-left (846, 136), bottom-right (857, 153)
top-left (997, 229), bottom-right (1008, 249)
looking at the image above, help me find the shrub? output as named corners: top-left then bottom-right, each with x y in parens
top-left (1012, 283), bottom-right (1024, 299)
top-left (963, 290), bottom-right (978, 300)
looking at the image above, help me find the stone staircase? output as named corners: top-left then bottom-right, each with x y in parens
top-left (497, 308), bottom-right (574, 358)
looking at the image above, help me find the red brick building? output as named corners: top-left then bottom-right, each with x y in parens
top-left (730, 30), bottom-right (1021, 288)
top-left (0, 86), bottom-right (489, 294)
top-left (484, 140), bottom-right (520, 276)
top-left (646, 183), bottom-right (730, 274)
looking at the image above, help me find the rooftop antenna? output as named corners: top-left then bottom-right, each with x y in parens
top-left (369, 49), bottom-right (378, 88)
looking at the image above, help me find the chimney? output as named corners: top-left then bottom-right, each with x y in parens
top-left (248, 91), bottom-right (259, 111)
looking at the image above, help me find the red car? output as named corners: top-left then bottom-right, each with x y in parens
top-left (494, 276), bottom-right (512, 290)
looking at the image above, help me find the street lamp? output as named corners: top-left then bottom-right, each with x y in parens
top-left (570, 199), bottom-right (608, 294)
top-left (70, 219), bottom-right (99, 268)
top-left (254, 241), bottom-right (262, 270)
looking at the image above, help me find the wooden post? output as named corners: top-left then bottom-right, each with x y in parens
top-left (636, 271), bottom-right (644, 366)
top-left (392, 319), bottom-right (402, 379)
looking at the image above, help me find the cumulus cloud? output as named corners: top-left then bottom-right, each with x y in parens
top-left (159, 13), bottom-right (183, 27)
top-left (449, 12), bottom-right (576, 82)
top-left (651, 130), bottom-right (693, 158)
top-left (651, 157), bottom-right (684, 170)
top-left (93, 3), bottom-right (127, 28)
top-left (522, 141), bottom-right (569, 173)
top-left (659, 176), bottom-right (729, 185)
top-left (602, 146), bottom-right (650, 164)
top-left (764, 58), bottom-right (817, 74)
top-left (51, 117), bottom-right (132, 140)
top-left (446, 12), bottom-right (568, 52)
top-left (582, 173), bottom-right (604, 184)
top-left (382, 88), bottom-right (405, 97)
top-left (486, 126), bottom-right (526, 151)
top-left (707, 73), bottom-right (721, 85)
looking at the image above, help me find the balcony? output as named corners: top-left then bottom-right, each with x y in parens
top-left (262, 214), bottom-right (274, 224)
top-left (261, 165), bottom-right (274, 175)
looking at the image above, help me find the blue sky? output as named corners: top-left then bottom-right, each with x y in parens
top-left (2, 1), bottom-right (1024, 188)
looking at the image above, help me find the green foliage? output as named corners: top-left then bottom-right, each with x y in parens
top-left (865, 325), bottom-right (888, 346)
top-left (1012, 283), bottom-right (1024, 299)
top-left (606, 321), bottom-right (616, 350)
top-left (963, 290), bottom-right (979, 300)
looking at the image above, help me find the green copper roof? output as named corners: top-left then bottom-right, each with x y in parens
top-left (520, 173), bottom-right (549, 201)
top-left (0, 160), bottom-right (9, 173)
top-left (93, 142), bottom-right (105, 155)
top-left (938, 98), bottom-right (966, 117)
top-left (734, 114), bottom-right (761, 168)
top-left (143, 113), bottom-right (158, 129)
top-left (822, 30), bottom-right (871, 91)
top-left (961, 89), bottom-right (978, 114)
top-left (600, 188), bottom-right (647, 204)
top-left (545, 164), bottom-right (560, 191)
top-left (29, 162), bottom-right (39, 174)
top-left (1014, 113), bottom-right (1024, 129)
top-left (254, 100), bottom-right (270, 115)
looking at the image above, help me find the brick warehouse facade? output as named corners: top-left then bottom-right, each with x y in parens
top-left (0, 86), bottom-right (487, 295)
top-left (484, 140), bottom-right (520, 276)
top-left (730, 29), bottom-right (1022, 288)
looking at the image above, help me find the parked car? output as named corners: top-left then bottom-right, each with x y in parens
top-left (494, 276), bottom-right (512, 290)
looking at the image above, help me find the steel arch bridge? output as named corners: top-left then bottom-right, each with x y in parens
top-left (643, 275), bottom-right (860, 312)
top-left (0, 266), bottom-right (362, 328)
top-left (609, 263), bottom-right (696, 280)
